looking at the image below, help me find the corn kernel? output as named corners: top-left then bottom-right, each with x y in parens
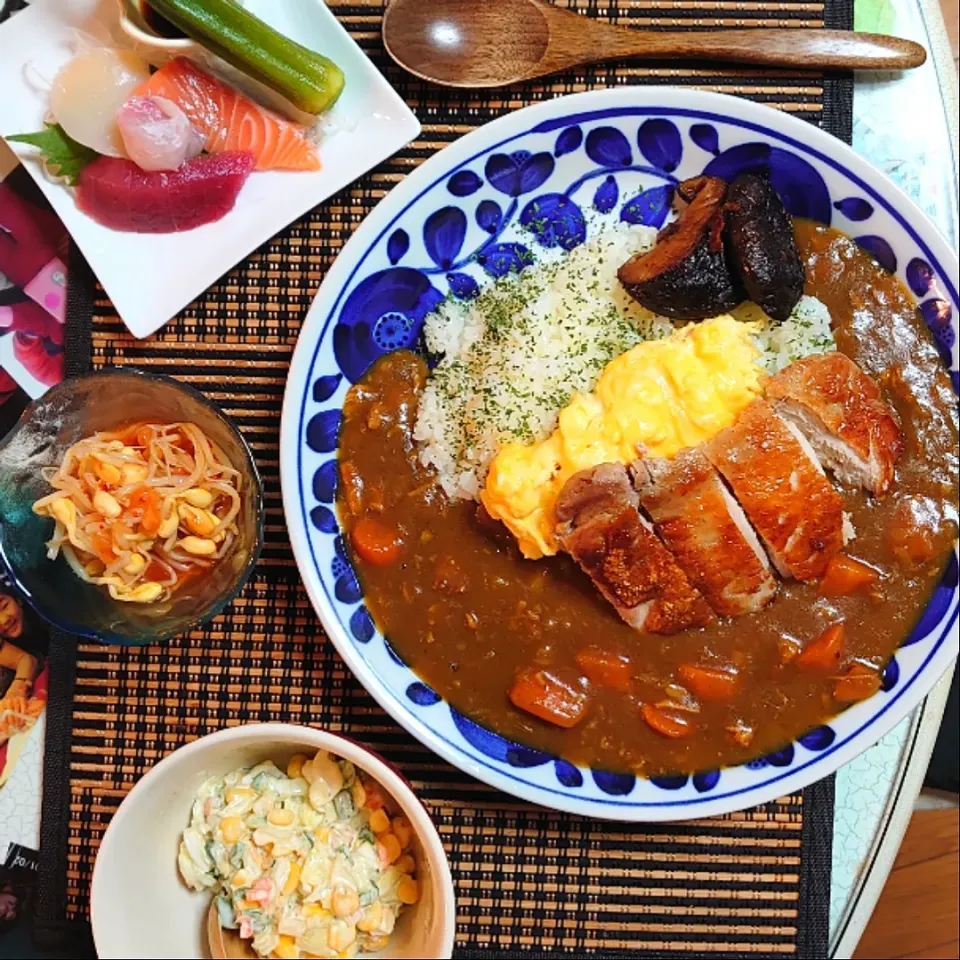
top-left (221, 816), bottom-right (244, 844)
top-left (224, 786), bottom-right (255, 804)
top-left (120, 462), bottom-right (149, 485)
top-left (356, 901), bottom-right (383, 933)
top-left (93, 490), bottom-right (122, 519)
top-left (331, 885), bottom-right (360, 918)
top-left (182, 487), bottom-right (214, 508)
top-left (282, 861), bottom-right (301, 896)
top-left (268, 807), bottom-right (294, 827)
top-left (311, 752), bottom-right (344, 792)
top-left (396, 876), bottom-right (419, 905)
top-left (392, 816), bottom-right (413, 850)
top-left (365, 935), bottom-right (390, 952)
top-left (273, 935), bottom-right (298, 959)
top-left (230, 870), bottom-right (249, 889)
top-left (84, 558), bottom-right (105, 576)
top-left (377, 833), bottom-right (401, 866)
top-left (314, 826), bottom-right (330, 843)
top-left (368, 808), bottom-right (390, 835)
top-left (49, 498), bottom-right (76, 529)
top-left (94, 460), bottom-right (122, 485)
top-left (178, 502), bottom-right (217, 536)
top-left (303, 904), bottom-right (333, 920)
top-left (350, 779), bottom-right (367, 809)
top-left (287, 753), bottom-right (308, 780)
top-left (123, 553), bottom-right (146, 576)
top-left (179, 536), bottom-right (217, 556)
top-left (396, 854), bottom-right (416, 875)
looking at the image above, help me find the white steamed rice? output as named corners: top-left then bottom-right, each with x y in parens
top-left (413, 222), bottom-right (835, 501)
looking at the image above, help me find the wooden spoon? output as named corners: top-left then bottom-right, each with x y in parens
top-left (207, 900), bottom-right (256, 960)
top-left (382, 0), bottom-right (926, 87)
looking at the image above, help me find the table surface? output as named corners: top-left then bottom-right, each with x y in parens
top-left (853, 808), bottom-right (960, 960)
top-left (0, 0), bottom-right (957, 955)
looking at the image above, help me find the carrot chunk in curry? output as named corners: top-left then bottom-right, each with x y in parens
top-left (574, 648), bottom-right (632, 692)
top-left (820, 554), bottom-right (880, 596)
top-left (678, 664), bottom-right (740, 702)
top-left (351, 517), bottom-right (404, 567)
top-left (508, 667), bottom-right (589, 729)
top-left (833, 662), bottom-right (882, 703)
top-left (640, 703), bottom-right (693, 739)
top-left (796, 623), bottom-right (845, 671)
top-left (885, 497), bottom-right (943, 568)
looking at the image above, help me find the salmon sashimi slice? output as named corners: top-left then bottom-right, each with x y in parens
top-left (632, 449), bottom-right (778, 617)
top-left (137, 57), bottom-right (320, 171)
top-left (705, 399), bottom-right (847, 582)
top-left (556, 463), bottom-right (715, 635)
top-left (766, 352), bottom-right (902, 496)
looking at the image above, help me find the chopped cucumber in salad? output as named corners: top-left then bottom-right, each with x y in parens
top-left (178, 751), bottom-right (420, 958)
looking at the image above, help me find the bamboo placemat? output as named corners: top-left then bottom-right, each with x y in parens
top-left (36, 0), bottom-right (850, 954)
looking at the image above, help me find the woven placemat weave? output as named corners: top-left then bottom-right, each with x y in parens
top-left (35, 1), bottom-right (850, 955)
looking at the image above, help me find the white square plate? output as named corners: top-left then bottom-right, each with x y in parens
top-left (0, 0), bottom-right (420, 338)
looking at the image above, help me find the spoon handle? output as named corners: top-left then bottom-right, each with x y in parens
top-left (537, 10), bottom-right (926, 73)
top-left (618, 29), bottom-right (925, 70)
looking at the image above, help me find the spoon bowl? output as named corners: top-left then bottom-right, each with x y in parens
top-left (207, 901), bottom-right (254, 959)
top-left (384, 0), bottom-right (549, 86)
top-left (382, 0), bottom-right (926, 87)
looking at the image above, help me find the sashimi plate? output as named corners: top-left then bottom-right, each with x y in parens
top-left (281, 87), bottom-right (959, 820)
top-left (0, 0), bottom-right (420, 338)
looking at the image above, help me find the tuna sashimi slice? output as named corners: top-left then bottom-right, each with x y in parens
top-left (75, 152), bottom-right (255, 233)
top-left (136, 57), bottom-right (320, 172)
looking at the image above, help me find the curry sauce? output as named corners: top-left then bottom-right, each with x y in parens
top-left (336, 222), bottom-right (959, 776)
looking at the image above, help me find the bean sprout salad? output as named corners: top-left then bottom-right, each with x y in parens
top-left (32, 421), bottom-right (242, 603)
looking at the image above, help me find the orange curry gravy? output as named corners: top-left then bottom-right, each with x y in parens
top-left (336, 222), bottom-right (959, 775)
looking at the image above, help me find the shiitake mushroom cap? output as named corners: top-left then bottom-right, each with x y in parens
top-left (617, 173), bottom-right (804, 324)
top-left (617, 176), bottom-right (743, 322)
top-left (724, 173), bottom-right (805, 323)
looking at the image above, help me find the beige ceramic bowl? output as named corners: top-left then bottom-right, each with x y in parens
top-left (91, 723), bottom-right (456, 959)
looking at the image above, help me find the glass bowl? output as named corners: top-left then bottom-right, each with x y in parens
top-left (0, 369), bottom-right (264, 644)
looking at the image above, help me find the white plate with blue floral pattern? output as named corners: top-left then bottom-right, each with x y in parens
top-left (280, 87), bottom-right (959, 821)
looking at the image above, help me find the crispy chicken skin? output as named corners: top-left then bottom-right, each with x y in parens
top-left (632, 449), bottom-right (778, 617)
top-left (555, 463), bottom-right (715, 635)
top-left (704, 399), bottom-right (846, 581)
top-left (766, 352), bottom-right (902, 496)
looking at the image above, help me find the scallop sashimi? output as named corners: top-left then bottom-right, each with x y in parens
top-left (75, 152), bottom-right (255, 233)
top-left (116, 96), bottom-right (205, 172)
top-left (136, 57), bottom-right (320, 171)
top-left (49, 48), bottom-right (151, 157)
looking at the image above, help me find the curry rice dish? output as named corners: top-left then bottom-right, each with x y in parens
top-left (336, 175), bottom-right (959, 777)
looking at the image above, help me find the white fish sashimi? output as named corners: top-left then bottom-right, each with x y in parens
top-left (116, 96), bottom-right (205, 172)
top-left (49, 48), bottom-right (151, 157)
